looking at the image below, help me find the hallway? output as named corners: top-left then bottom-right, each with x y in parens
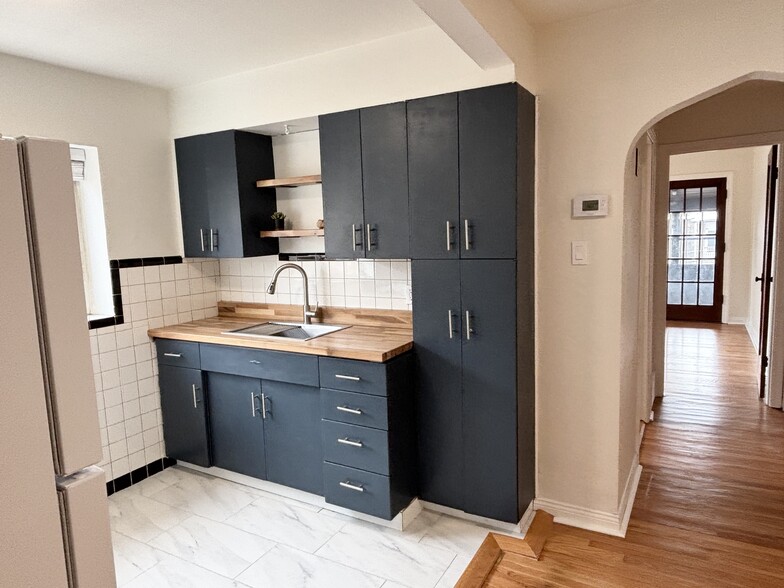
top-left (480, 322), bottom-right (784, 586)
top-left (637, 322), bottom-right (784, 548)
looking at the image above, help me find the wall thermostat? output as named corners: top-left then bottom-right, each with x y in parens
top-left (572, 195), bottom-right (609, 218)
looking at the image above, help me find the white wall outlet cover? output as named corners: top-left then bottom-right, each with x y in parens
top-left (572, 195), bottom-right (609, 218)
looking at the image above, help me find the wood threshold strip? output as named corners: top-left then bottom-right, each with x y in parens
top-left (456, 511), bottom-right (554, 588)
top-left (256, 174), bottom-right (322, 188)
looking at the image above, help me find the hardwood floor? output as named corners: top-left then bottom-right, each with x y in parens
top-left (482, 322), bottom-right (784, 587)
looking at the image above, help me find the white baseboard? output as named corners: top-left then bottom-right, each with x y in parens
top-left (746, 321), bottom-right (760, 353)
top-left (419, 500), bottom-right (535, 535)
top-left (727, 317), bottom-right (747, 325)
top-left (534, 464), bottom-right (643, 538)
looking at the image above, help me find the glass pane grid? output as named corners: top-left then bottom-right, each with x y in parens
top-left (667, 186), bottom-right (719, 307)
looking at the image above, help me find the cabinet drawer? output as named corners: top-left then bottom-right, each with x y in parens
top-left (323, 462), bottom-right (393, 520)
top-left (319, 357), bottom-right (388, 396)
top-left (155, 339), bottom-right (201, 370)
top-left (200, 344), bottom-right (318, 386)
top-left (320, 389), bottom-right (388, 430)
top-left (322, 420), bottom-right (389, 475)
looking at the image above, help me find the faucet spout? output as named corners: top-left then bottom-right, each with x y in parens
top-left (266, 263), bottom-right (317, 324)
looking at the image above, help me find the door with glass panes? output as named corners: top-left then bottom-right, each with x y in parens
top-left (666, 178), bottom-right (727, 323)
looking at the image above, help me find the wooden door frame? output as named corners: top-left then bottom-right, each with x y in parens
top-left (766, 145), bottom-right (784, 408)
top-left (665, 177), bottom-right (727, 323)
top-left (758, 146), bottom-right (779, 398)
top-left (650, 131), bottom-right (784, 412)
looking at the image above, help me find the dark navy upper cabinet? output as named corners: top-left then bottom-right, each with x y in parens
top-left (320, 104), bottom-right (409, 260)
top-left (174, 130), bottom-right (279, 258)
top-left (319, 110), bottom-right (365, 259)
top-left (361, 102), bottom-right (409, 259)
top-left (407, 93), bottom-right (460, 260)
top-left (406, 83), bottom-right (527, 261)
top-left (158, 365), bottom-right (211, 467)
top-left (458, 84), bottom-right (519, 259)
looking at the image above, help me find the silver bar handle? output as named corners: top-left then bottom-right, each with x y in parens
top-left (191, 384), bottom-right (198, 408)
top-left (366, 224), bottom-right (373, 250)
top-left (464, 219), bottom-right (471, 251)
top-left (250, 393), bottom-right (257, 417)
top-left (249, 360), bottom-right (261, 364)
top-left (446, 221), bottom-right (452, 251)
top-left (335, 374), bottom-right (361, 381)
top-left (465, 310), bottom-right (474, 340)
top-left (199, 229), bottom-right (205, 252)
top-left (261, 393), bottom-right (267, 419)
top-left (339, 481), bottom-right (364, 492)
top-left (352, 224), bottom-right (363, 251)
top-left (336, 405), bottom-right (362, 415)
top-left (163, 352), bottom-right (182, 358)
top-left (209, 229), bottom-right (217, 251)
top-left (448, 310), bottom-right (455, 339)
top-left (337, 437), bottom-right (363, 448)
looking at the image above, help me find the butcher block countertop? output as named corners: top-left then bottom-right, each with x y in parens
top-left (148, 302), bottom-right (413, 363)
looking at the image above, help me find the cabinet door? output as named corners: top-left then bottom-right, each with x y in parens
top-left (207, 372), bottom-right (266, 479)
top-left (411, 260), bottom-right (463, 510)
top-left (262, 381), bottom-right (323, 495)
top-left (460, 260), bottom-right (518, 522)
top-left (174, 135), bottom-right (212, 258)
top-left (159, 365), bottom-right (210, 467)
top-left (361, 102), bottom-right (410, 259)
top-left (408, 93), bottom-right (459, 259)
top-left (204, 131), bottom-right (243, 258)
top-left (320, 110), bottom-right (365, 259)
top-left (459, 84), bottom-right (517, 259)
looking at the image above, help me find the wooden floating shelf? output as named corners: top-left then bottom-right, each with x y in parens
top-left (259, 229), bottom-right (325, 238)
top-left (256, 174), bottom-right (322, 188)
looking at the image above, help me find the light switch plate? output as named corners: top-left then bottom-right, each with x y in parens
top-left (572, 241), bottom-right (589, 265)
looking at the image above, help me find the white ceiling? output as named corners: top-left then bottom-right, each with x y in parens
top-left (0, 0), bottom-right (432, 88)
top-left (511, 0), bottom-right (645, 25)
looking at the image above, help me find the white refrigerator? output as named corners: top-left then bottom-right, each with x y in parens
top-left (0, 137), bottom-right (116, 587)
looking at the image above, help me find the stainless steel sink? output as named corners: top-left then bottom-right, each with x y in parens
top-left (222, 322), bottom-right (348, 341)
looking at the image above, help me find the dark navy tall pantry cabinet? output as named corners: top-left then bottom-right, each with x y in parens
top-left (411, 83), bottom-right (535, 524)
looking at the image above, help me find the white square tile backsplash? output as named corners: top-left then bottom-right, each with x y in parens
top-left (218, 257), bottom-right (412, 311)
top-left (91, 256), bottom-right (411, 486)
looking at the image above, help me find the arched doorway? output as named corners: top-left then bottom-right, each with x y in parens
top-left (621, 73), bottom-right (784, 428)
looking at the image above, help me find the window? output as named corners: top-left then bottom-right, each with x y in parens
top-left (71, 145), bottom-right (113, 322)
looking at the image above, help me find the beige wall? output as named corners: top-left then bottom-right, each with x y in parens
top-left (169, 25), bottom-right (514, 137)
top-left (0, 53), bottom-right (177, 259)
top-left (460, 0), bottom-right (537, 90)
top-left (535, 0), bottom-right (784, 518)
top-left (670, 148), bottom-right (764, 326)
top-left (748, 146), bottom-right (776, 350)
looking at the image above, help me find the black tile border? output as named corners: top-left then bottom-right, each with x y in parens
top-left (106, 457), bottom-right (177, 496)
top-left (88, 256), bottom-right (182, 330)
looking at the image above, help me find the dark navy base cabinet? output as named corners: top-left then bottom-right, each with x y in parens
top-left (156, 339), bottom-right (416, 520)
top-left (320, 353), bottom-right (416, 520)
top-left (158, 365), bottom-right (211, 467)
top-left (207, 372), bottom-right (266, 479)
top-left (262, 381), bottom-right (323, 495)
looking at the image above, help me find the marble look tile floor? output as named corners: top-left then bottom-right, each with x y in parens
top-left (110, 466), bottom-right (520, 587)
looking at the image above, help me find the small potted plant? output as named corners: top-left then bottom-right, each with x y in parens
top-left (271, 211), bottom-right (286, 230)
